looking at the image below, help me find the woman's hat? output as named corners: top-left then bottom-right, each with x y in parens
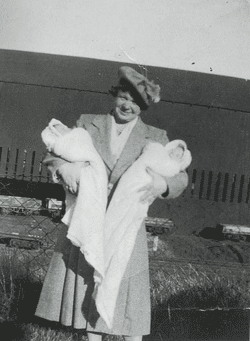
top-left (116, 66), bottom-right (161, 110)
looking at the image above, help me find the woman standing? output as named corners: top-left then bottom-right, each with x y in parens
top-left (35, 66), bottom-right (188, 341)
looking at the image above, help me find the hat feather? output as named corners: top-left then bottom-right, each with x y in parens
top-left (145, 80), bottom-right (161, 103)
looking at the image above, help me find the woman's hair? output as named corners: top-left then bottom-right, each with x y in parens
top-left (109, 80), bottom-right (147, 110)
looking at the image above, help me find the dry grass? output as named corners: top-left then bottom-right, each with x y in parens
top-left (150, 262), bottom-right (250, 310)
top-left (0, 248), bottom-right (44, 322)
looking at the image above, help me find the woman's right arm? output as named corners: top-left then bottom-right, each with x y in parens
top-left (43, 152), bottom-right (85, 194)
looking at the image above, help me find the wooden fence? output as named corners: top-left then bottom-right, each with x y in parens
top-left (0, 145), bottom-right (64, 202)
top-left (1, 144), bottom-right (250, 234)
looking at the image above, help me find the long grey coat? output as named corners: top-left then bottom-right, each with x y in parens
top-left (35, 113), bottom-right (188, 336)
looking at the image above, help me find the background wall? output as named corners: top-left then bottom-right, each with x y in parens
top-left (0, 49), bottom-right (250, 175)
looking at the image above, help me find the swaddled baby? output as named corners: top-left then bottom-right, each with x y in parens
top-left (42, 118), bottom-right (94, 182)
top-left (142, 139), bottom-right (191, 177)
top-left (41, 119), bottom-right (95, 213)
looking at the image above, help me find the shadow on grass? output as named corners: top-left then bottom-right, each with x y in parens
top-left (145, 308), bottom-right (249, 341)
top-left (0, 320), bottom-right (87, 341)
top-left (0, 321), bottom-right (26, 341)
top-left (146, 283), bottom-right (250, 341)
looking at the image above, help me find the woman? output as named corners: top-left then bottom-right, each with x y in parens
top-left (35, 66), bottom-right (189, 341)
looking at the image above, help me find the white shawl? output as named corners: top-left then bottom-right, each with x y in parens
top-left (95, 140), bottom-right (192, 328)
top-left (41, 119), bottom-right (108, 283)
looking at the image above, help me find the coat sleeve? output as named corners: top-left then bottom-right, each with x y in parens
top-left (161, 170), bottom-right (188, 199)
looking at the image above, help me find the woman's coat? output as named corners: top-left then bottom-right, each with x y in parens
top-left (36, 112), bottom-right (188, 335)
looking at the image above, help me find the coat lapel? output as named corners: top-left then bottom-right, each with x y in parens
top-left (110, 117), bottom-right (150, 182)
top-left (89, 114), bottom-right (115, 171)
top-left (88, 114), bottom-right (150, 181)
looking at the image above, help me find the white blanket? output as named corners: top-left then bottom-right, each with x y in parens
top-left (41, 119), bottom-right (108, 283)
top-left (95, 140), bottom-right (192, 329)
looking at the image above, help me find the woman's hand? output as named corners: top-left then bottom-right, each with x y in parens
top-left (138, 167), bottom-right (168, 204)
top-left (57, 162), bottom-right (89, 195)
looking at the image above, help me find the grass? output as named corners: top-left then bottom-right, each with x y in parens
top-left (148, 246), bottom-right (250, 340)
top-left (150, 262), bottom-right (250, 310)
top-left (0, 241), bottom-right (249, 340)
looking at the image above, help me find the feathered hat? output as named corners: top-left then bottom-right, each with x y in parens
top-left (114, 66), bottom-right (161, 110)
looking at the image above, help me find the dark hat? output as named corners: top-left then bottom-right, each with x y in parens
top-left (117, 66), bottom-right (161, 109)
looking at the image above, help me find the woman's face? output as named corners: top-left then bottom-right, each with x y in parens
top-left (113, 91), bottom-right (141, 124)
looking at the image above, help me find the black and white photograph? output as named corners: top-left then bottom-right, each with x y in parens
top-left (0, 1), bottom-right (250, 340)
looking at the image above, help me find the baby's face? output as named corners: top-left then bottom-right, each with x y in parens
top-left (169, 146), bottom-right (184, 161)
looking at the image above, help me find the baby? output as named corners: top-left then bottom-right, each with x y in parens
top-left (140, 139), bottom-right (191, 179)
top-left (41, 119), bottom-right (94, 186)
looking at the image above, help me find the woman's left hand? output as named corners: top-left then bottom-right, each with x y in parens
top-left (138, 167), bottom-right (168, 204)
